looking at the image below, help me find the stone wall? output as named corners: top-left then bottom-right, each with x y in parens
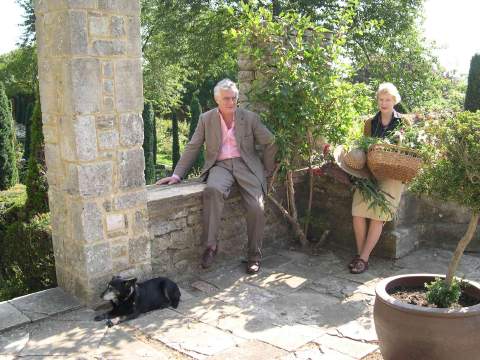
top-left (147, 183), bottom-right (294, 278)
top-left (294, 174), bottom-right (480, 258)
top-left (35, 0), bottom-right (149, 305)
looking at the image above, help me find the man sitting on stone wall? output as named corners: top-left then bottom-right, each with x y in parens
top-left (156, 79), bottom-right (277, 274)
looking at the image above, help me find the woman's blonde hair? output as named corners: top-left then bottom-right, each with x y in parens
top-left (376, 82), bottom-right (401, 105)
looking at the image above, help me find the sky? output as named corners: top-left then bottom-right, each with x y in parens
top-left (0, 0), bottom-right (479, 75)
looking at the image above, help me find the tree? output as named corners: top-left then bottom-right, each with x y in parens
top-left (143, 101), bottom-right (156, 184)
top-left (187, 94), bottom-right (204, 175)
top-left (464, 54), bottom-right (480, 112)
top-left (141, 0), bottom-right (237, 116)
top-left (16, 0), bottom-right (36, 47)
top-left (0, 82), bottom-right (18, 190)
top-left (24, 91), bottom-right (48, 215)
top-left (171, 112), bottom-right (180, 170)
top-left (234, 4), bottom-right (371, 244)
top-left (411, 111), bottom-right (480, 306)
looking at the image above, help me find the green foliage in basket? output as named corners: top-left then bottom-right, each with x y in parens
top-left (353, 177), bottom-right (395, 220)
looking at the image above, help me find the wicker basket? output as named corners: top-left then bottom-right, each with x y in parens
top-left (367, 144), bottom-right (423, 182)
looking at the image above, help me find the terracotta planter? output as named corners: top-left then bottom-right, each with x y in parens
top-left (374, 274), bottom-right (480, 360)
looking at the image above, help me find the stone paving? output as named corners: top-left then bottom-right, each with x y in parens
top-left (1, 246), bottom-right (480, 359)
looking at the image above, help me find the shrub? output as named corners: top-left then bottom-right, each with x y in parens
top-left (425, 277), bottom-right (461, 308)
top-left (0, 185), bottom-right (55, 301)
top-left (464, 54), bottom-right (480, 112)
top-left (0, 82), bottom-right (19, 190)
top-left (411, 111), bottom-right (480, 305)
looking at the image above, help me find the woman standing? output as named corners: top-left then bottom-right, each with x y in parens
top-left (349, 83), bottom-right (408, 274)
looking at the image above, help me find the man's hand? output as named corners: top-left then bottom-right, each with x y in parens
top-left (156, 176), bottom-right (181, 185)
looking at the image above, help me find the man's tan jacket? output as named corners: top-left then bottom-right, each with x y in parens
top-left (173, 107), bottom-right (277, 193)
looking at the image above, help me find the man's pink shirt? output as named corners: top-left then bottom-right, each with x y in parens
top-left (216, 111), bottom-right (241, 161)
top-left (172, 110), bottom-right (240, 180)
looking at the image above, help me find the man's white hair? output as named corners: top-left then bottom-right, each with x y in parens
top-left (376, 82), bottom-right (401, 105)
top-left (214, 78), bottom-right (239, 98)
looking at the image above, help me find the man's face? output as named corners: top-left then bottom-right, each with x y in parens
top-left (215, 89), bottom-right (237, 116)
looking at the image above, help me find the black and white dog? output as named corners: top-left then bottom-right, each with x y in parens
top-left (94, 276), bottom-right (181, 327)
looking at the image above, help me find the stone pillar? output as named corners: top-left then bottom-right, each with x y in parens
top-left (35, 0), bottom-right (150, 305)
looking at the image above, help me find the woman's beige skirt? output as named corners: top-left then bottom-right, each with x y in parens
top-left (352, 178), bottom-right (404, 221)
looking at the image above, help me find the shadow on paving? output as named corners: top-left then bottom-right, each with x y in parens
top-left (2, 245), bottom-right (480, 359)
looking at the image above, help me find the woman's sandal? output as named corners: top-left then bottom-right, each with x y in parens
top-left (348, 255), bottom-right (360, 269)
top-left (246, 261), bottom-right (260, 274)
top-left (350, 258), bottom-right (368, 274)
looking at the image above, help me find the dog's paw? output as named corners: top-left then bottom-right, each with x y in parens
top-left (106, 319), bottom-right (114, 327)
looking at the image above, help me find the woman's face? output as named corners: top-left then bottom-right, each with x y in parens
top-left (377, 92), bottom-right (395, 115)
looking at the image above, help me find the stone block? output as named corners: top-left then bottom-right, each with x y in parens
top-left (75, 162), bottom-right (113, 196)
top-left (113, 257), bottom-right (130, 272)
top-left (132, 209), bottom-right (148, 236)
top-left (103, 79), bottom-right (114, 95)
top-left (8, 287), bottom-right (82, 322)
top-left (118, 149), bottom-right (145, 190)
top-left (88, 14), bottom-right (109, 37)
top-left (42, 125), bottom-right (58, 144)
top-left (113, 190), bottom-right (147, 210)
top-left (238, 58), bottom-right (255, 71)
top-left (103, 96), bottom-right (114, 112)
top-left (37, 60), bottom-right (63, 114)
top-left (73, 115), bottom-right (97, 161)
top-left (85, 243), bottom-right (112, 275)
top-left (238, 70), bottom-right (255, 82)
top-left (71, 201), bottom-right (104, 243)
top-left (92, 40), bottom-right (126, 56)
top-left (111, 16), bottom-right (125, 37)
top-left (96, 114), bottom-right (115, 129)
top-left (129, 235), bottom-right (151, 263)
top-left (97, 0), bottom-right (140, 15)
top-left (102, 61), bottom-right (114, 78)
top-left (36, 0), bottom-right (97, 12)
top-left (68, 10), bottom-right (88, 54)
top-left (114, 59), bottom-right (143, 112)
top-left (111, 240), bottom-right (128, 258)
top-left (106, 213), bottom-right (126, 233)
top-left (150, 218), bottom-right (187, 237)
top-left (44, 144), bottom-right (62, 176)
top-left (0, 303), bottom-right (30, 333)
top-left (152, 235), bottom-right (171, 255)
top-left (169, 230), bottom-right (191, 250)
top-left (119, 113), bottom-right (143, 146)
top-left (126, 16), bottom-right (142, 56)
top-left (42, 11), bottom-right (69, 55)
top-left (66, 58), bottom-right (101, 114)
top-left (98, 130), bottom-right (119, 150)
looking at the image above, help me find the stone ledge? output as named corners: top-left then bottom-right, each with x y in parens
top-left (0, 288), bottom-right (82, 334)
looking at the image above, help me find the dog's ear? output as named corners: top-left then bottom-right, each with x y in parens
top-left (125, 277), bottom-right (137, 286)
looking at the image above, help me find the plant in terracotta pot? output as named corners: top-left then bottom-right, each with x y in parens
top-left (373, 110), bottom-right (480, 360)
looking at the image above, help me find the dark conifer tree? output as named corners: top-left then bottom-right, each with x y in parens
top-left (0, 82), bottom-right (19, 190)
top-left (172, 112), bottom-right (180, 171)
top-left (464, 54), bottom-right (480, 112)
top-left (24, 90), bottom-right (48, 214)
top-left (142, 101), bottom-right (156, 184)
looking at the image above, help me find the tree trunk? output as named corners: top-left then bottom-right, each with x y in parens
top-left (303, 166), bottom-right (313, 236)
top-left (445, 212), bottom-right (479, 286)
top-left (266, 166), bottom-right (308, 247)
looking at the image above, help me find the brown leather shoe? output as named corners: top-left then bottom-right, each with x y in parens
top-left (246, 260), bottom-right (260, 274)
top-left (201, 247), bottom-right (217, 269)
